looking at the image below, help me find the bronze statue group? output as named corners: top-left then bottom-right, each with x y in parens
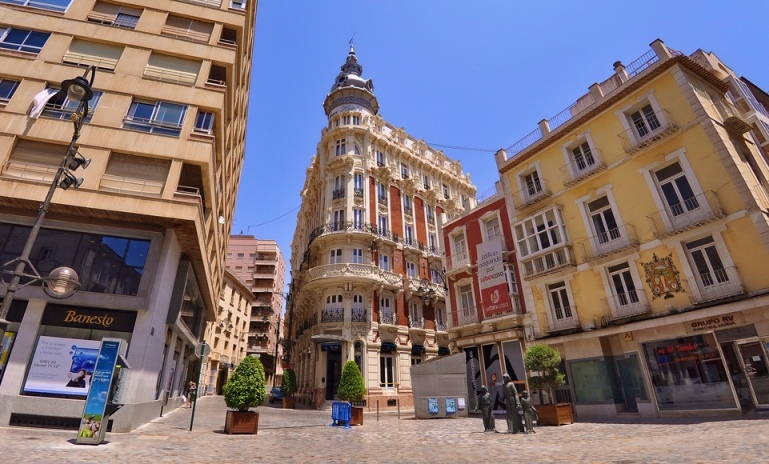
top-left (475, 374), bottom-right (536, 434)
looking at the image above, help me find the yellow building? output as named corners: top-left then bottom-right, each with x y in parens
top-left (497, 39), bottom-right (769, 419)
top-left (202, 269), bottom-right (254, 395)
top-left (0, 0), bottom-right (255, 430)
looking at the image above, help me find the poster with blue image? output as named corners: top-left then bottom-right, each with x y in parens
top-left (76, 339), bottom-right (122, 445)
top-left (24, 336), bottom-right (100, 396)
top-left (428, 397), bottom-right (438, 414)
top-left (446, 398), bottom-right (456, 414)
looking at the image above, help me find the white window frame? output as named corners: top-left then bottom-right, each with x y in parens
top-left (513, 206), bottom-right (568, 258)
top-left (401, 163), bottom-right (409, 178)
top-left (379, 253), bottom-right (390, 271)
top-left (674, 228), bottom-right (739, 301)
top-left (480, 211), bottom-right (502, 242)
top-left (409, 300), bottom-right (423, 321)
top-left (616, 92), bottom-right (669, 145)
top-left (597, 258), bottom-right (646, 315)
top-left (352, 248), bottom-right (363, 264)
top-left (332, 209), bottom-right (345, 230)
top-left (378, 215), bottom-right (388, 235)
top-left (329, 248), bottom-right (342, 264)
top-left (380, 354), bottom-right (395, 388)
top-left (561, 132), bottom-right (600, 179)
top-left (376, 151), bottom-right (385, 166)
top-left (352, 208), bottom-right (363, 229)
top-left (406, 261), bottom-right (417, 278)
top-left (404, 225), bottom-right (414, 245)
top-left (544, 278), bottom-right (577, 325)
top-left (451, 229), bottom-right (468, 260)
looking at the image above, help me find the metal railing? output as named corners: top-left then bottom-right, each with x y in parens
top-left (408, 316), bottom-right (425, 329)
top-left (603, 290), bottom-right (650, 321)
top-left (691, 266), bottom-right (744, 303)
top-left (321, 307), bottom-right (344, 323)
top-left (559, 151), bottom-right (606, 186)
top-left (403, 206), bottom-right (413, 216)
top-left (513, 178), bottom-right (552, 209)
top-left (435, 320), bottom-right (448, 332)
top-left (647, 191), bottom-right (724, 238)
top-left (712, 99), bottom-right (751, 134)
top-left (521, 247), bottom-right (575, 279)
top-left (352, 307), bottom-right (367, 323)
top-left (379, 312), bottom-right (397, 326)
top-left (580, 223), bottom-right (639, 261)
top-left (378, 196), bottom-right (388, 206)
top-left (446, 252), bottom-right (470, 272)
top-left (546, 313), bottom-right (580, 333)
top-left (332, 188), bottom-right (345, 200)
top-left (618, 108), bottom-right (678, 155)
top-left (625, 49), bottom-right (659, 78)
top-left (506, 127), bottom-right (543, 157)
top-left (100, 174), bottom-right (164, 196)
top-left (455, 306), bottom-right (479, 327)
top-left (354, 188), bottom-right (364, 198)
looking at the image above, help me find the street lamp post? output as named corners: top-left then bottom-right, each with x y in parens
top-left (0, 66), bottom-right (97, 333)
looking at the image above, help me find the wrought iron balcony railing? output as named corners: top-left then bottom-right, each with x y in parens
top-left (647, 191), bottom-right (725, 238)
top-left (579, 223), bottom-right (639, 261)
top-left (690, 266), bottom-right (744, 304)
top-left (321, 307), bottom-right (344, 323)
top-left (603, 290), bottom-right (651, 321)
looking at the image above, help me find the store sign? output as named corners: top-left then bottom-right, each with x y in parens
top-left (42, 304), bottom-right (137, 332)
top-left (76, 339), bottom-right (122, 445)
top-left (24, 336), bottom-right (100, 396)
top-left (690, 315), bottom-right (739, 332)
top-left (321, 343), bottom-right (341, 352)
top-left (476, 236), bottom-right (511, 317)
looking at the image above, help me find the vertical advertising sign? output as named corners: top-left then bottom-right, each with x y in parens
top-left (0, 332), bottom-right (16, 383)
top-left (464, 348), bottom-right (481, 411)
top-left (476, 236), bottom-right (512, 318)
top-left (76, 339), bottom-right (122, 445)
top-left (482, 343), bottom-right (505, 411)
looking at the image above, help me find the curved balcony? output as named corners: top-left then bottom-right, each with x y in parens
top-left (408, 316), bottom-right (426, 330)
top-left (305, 263), bottom-right (403, 288)
top-left (379, 312), bottom-right (397, 326)
top-left (352, 307), bottom-right (368, 323)
top-left (406, 277), bottom-right (446, 299)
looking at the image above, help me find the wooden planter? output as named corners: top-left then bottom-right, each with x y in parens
top-left (282, 396), bottom-right (296, 409)
top-left (225, 410), bottom-right (259, 435)
top-left (536, 403), bottom-right (573, 426)
top-left (350, 406), bottom-right (364, 426)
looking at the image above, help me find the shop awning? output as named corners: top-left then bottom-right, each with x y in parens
top-left (411, 345), bottom-right (425, 355)
top-left (310, 334), bottom-right (347, 344)
top-left (381, 342), bottom-right (398, 353)
top-left (438, 347), bottom-right (451, 356)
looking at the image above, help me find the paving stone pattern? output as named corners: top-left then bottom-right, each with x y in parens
top-left (1, 397), bottom-right (768, 463)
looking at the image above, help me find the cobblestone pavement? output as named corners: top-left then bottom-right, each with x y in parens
top-left (1, 397), bottom-right (768, 463)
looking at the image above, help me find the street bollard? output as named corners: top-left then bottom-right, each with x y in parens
top-left (397, 398), bottom-right (400, 420)
top-left (376, 399), bottom-right (379, 422)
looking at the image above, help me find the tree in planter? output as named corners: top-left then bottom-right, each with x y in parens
top-left (223, 355), bottom-right (266, 412)
top-left (337, 361), bottom-right (366, 403)
top-left (281, 368), bottom-right (297, 407)
top-left (523, 344), bottom-right (565, 405)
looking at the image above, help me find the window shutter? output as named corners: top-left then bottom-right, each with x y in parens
top-left (7, 140), bottom-right (65, 182)
top-left (162, 15), bottom-right (213, 43)
top-left (145, 54), bottom-right (200, 86)
top-left (63, 39), bottom-right (122, 70)
top-left (102, 153), bottom-right (170, 195)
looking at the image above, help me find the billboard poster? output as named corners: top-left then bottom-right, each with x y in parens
top-left (476, 236), bottom-right (512, 318)
top-left (0, 331), bottom-right (17, 383)
top-left (482, 343), bottom-right (505, 411)
top-left (24, 336), bottom-right (100, 396)
top-left (502, 340), bottom-right (526, 382)
top-left (77, 339), bottom-right (122, 444)
top-left (464, 347), bottom-right (481, 411)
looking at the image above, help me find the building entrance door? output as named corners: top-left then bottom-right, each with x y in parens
top-left (615, 356), bottom-right (640, 413)
top-left (721, 342), bottom-right (753, 409)
top-left (737, 342), bottom-right (769, 406)
top-left (325, 350), bottom-right (342, 400)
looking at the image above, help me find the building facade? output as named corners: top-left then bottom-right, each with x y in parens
top-left (225, 235), bottom-right (286, 387)
top-left (201, 269), bottom-right (254, 395)
top-left (0, 0), bottom-right (255, 431)
top-left (441, 184), bottom-right (527, 411)
top-left (287, 46), bottom-right (477, 409)
top-left (496, 39), bottom-right (769, 418)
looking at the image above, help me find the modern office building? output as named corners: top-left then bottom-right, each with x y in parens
top-left (0, 0), bottom-right (256, 431)
top-left (225, 235), bottom-right (286, 387)
top-left (287, 45), bottom-right (477, 409)
top-left (496, 39), bottom-right (769, 418)
top-left (441, 182), bottom-right (527, 411)
top-left (201, 269), bottom-right (253, 395)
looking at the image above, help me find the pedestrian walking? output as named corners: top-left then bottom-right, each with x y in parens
top-left (185, 380), bottom-right (197, 408)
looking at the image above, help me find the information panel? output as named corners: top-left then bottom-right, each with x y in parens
top-left (77, 339), bottom-right (122, 445)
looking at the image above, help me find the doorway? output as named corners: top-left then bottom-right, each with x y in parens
top-left (615, 356), bottom-right (644, 413)
top-left (720, 341), bottom-right (769, 409)
top-left (216, 368), bottom-right (228, 395)
top-left (325, 350), bottom-right (342, 400)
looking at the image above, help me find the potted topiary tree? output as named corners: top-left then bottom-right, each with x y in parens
top-left (337, 360), bottom-right (367, 425)
top-left (281, 368), bottom-right (297, 409)
top-left (523, 344), bottom-right (573, 426)
top-left (223, 355), bottom-right (266, 434)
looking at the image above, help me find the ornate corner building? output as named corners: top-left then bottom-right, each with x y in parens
top-left (0, 0), bottom-right (255, 430)
top-left (287, 46), bottom-right (477, 409)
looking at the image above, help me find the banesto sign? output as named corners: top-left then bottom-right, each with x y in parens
top-left (43, 304), bottom-right (137, 333)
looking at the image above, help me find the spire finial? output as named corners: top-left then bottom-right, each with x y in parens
top-left (348, 32), bottom-right (356, 55)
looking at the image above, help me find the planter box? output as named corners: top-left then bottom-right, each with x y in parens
top-left (536, 403), bottom-right (573, 426)
top-left (350, 406), bottom-right (364, 426)
top-left (225, 410), bottom-right (259, 435)
top-left (283, 397), bottom-right (296, 409)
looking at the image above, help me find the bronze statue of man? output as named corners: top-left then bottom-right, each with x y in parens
top-left (503, 373), bottom-right (524, 434)
top-left (474, 385), bottom-right (496, 432)
top-left (521, 390), bottom-right (537, 433)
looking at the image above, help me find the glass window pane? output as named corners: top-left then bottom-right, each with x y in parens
top-left (155, 102), bottom-right (185, 124)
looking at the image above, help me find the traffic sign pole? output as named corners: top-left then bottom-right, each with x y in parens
top-left (189, 341), bottom-right (209, 432)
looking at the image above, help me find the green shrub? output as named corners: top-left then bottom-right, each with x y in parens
top-left (223, 355), bottom-right (266, 412)
top-left (336, 361), bottom-right (366, 402)
top-left (281, 368), bottom-right (297, 397)
top-left (523, 344), bottom-right (565, 403)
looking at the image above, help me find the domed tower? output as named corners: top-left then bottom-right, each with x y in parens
top-left (289, 45), bottom-right (477, 409)
top-left (323, 44), bottom-right (379, 117)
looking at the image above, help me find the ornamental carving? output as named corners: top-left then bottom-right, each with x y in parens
top-left (372, 163), bottom-right (394, 183)
top-left (642, 253), bottom-right (685, 300)
top-left (327, 154), bottom-right (355, 171)
top-left (401, 176), bottom-right (419, 195)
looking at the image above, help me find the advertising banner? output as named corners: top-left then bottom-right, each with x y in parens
top-left (476, 236), bottom-right (512, 317)
top-left (502, 340), bottom-right (526, 381)
top-left (24, 336), bottom-right (100, 396)
top-left (77, 339), bottom-right (122, 445)
top-left (0, 331), bottom-right (16, 383)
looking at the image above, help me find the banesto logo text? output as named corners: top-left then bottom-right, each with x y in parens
top-left (64, 310), bottom-right (114, 328)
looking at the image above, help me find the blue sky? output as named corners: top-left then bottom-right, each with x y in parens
top-left (235, 1), bottom-right (769, 292)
